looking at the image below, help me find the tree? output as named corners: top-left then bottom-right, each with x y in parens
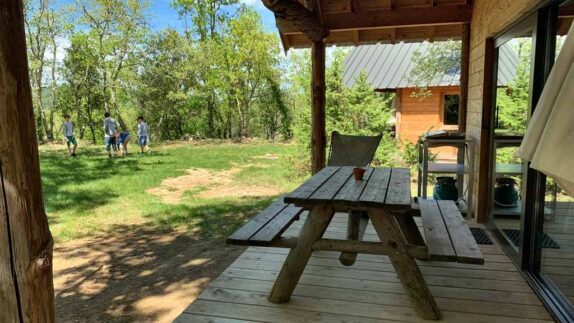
top-left (60, 33), bottom-right (105, 143)
top-left (24, 0), bottom-right (64, 141)
top-left (74, 0), bottom-right (149, 129)
top-left (408, 40), bottom-right (461, 97)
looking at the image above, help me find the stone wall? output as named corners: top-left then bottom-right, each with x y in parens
top-left (466, 0), bottom-right (542, 220)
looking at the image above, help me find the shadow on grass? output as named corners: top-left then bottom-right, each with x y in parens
top-left (144, 196), bottom-right (278, 240)
top-left (53, 222), bottom-right (246, 322)
top-left (40, 147), bottom-right (171, 213)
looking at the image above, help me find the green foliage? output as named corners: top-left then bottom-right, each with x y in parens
top-left (495, 40), bottom-right (531, 133)
top-left (408, 40), bottom-right (461, 97)
top-left (25, 0), bottom-right (290, 144)
top-left (39, 142), bottom-right (298, 241)
top-left (287, 49), bottom-right (398, 177)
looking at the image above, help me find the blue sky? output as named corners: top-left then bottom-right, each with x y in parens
top-left (149, 0), bottom-right (277, 32)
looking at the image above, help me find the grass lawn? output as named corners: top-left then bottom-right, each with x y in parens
top-left (40, 141), bottom-right (300, 242)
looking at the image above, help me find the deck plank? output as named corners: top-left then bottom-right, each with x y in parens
top-left (179, 213), bottom-right (553, 322)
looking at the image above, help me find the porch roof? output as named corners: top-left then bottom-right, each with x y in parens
top-left (273, 0), bottom-right (473, 50)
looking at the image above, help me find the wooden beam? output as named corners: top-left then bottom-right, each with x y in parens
top-left (262, 0), bottom-right (329, 41)
top-left (476, 38), bottom-right (496, 223)
top-left (279, 5), bottom-right (472, 34)
top-left (458, 23), bottom-right (470, 132)
top-left (311, 40), bottom-right (326, 174)
top-left (0, 1), bottom-right (55, 322)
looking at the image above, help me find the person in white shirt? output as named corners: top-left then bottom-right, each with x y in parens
top-left (62, 113), bottom-right (77, 157)
top-left (103, 112), bottom-right (118, 158)
top-left (137, 116), bottom-right (149, 154)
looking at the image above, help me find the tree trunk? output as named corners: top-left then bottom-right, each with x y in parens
top-left (0, 1), bottom-right (55, 322)
top-left (311, 40), bottom-right (326, 174)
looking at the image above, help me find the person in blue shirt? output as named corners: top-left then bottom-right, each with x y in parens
top-left (118, 129), bottom-right (131, 156)
top-left (137, 116), bottom-right (149, 154)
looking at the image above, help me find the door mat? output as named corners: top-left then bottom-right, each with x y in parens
top-left (470, 228), bottom-right (493, 245)
top-left (502, 229), bottom-right (560, 249)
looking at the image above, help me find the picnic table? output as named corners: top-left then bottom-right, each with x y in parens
top-left (228, 166), bottom-right (484, 320)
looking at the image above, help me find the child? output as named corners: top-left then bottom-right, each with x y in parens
top-left (137, 116), bottom-right (149, 154)
top-left (62, 114), bottom-right (77, 157)
top-left (103, 112), bottom-right (118, 158)
top-left (118, 130), bottom-right (131, 155)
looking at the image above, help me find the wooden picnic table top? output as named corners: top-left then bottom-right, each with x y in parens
top-left (284, 166), bottom-right (412, 211)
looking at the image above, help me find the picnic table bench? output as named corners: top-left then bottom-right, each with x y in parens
top-left (227, 166), bottom-right (484, 320)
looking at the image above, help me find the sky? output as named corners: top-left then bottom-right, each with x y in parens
top-left (149, 0), bottom-right (277, 32)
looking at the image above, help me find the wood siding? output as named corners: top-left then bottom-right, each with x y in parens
top-left (397, 86), bottom-right (459, 160)
top-left (465, 0), bottom-right (541, 221)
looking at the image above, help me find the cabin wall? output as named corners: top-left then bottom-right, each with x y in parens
top-left (396, 86), bottom-right (459, 161)
top-left (466, 0), bottom-right (541, 221)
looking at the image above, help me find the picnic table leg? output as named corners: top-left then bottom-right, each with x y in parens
top-left (394, 212), bottom-right (426, 246)
top-left (368, 208), bottom-right (441, 320)
top-left (339, 210), bottom-right (368, 266)
top-left (268, 204), bottom-right (334, 304)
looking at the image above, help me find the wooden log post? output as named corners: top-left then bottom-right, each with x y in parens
top-left (311, 40), bottom-right (327, 174)
top-left (457, 23), bottom-right (470, 208)
top-left (0, 1), bottom-right (55, 322)
top-left (459, 23), bottom-right (470, 133)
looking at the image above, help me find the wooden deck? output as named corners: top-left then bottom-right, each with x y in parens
top-left (176, 212), bottom-right (553, 322)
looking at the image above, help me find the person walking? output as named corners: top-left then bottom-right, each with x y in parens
top-left (103, 112), bottom-right (118, 158)
top-left (137, 116), bottom-right (149, 154)
top-left (62, 113), bottom-right (77, 157)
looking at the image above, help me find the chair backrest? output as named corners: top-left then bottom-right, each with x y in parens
top-left (327, 131), bottom-right (383, 167)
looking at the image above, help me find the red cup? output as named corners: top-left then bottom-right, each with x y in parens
top-left (353, 167), bottom-right (366, 181)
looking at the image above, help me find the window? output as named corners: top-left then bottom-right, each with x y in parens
top-left (443, 94), bottom-right (460, 125)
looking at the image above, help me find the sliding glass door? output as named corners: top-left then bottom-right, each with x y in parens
top-left (488, 14), bottom-right (536, 261)
top-left (488, 1), bottom-right (574, 320)
top-left (538, 2), bottom-right (574, 314)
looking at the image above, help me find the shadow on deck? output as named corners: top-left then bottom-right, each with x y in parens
top-left (176, 212), bottom-right (553, 322)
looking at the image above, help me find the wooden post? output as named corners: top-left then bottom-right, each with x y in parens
top-left (457, 23), bottom-right (470, 213)
top-left (476, 38), bottom-right (496, 223)
top-left (0, 1), bottom-right (55, 322)
top-left (339, 211), bottom-right (368, 266)
top-left (311, 40), bottom-right (326, 174)
top-left (458, 23), bottom-right (470, 133)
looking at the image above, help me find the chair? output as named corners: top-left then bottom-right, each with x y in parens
top-left (327, 131), bottom-right (383, 267)
top-left (327, 131), bottom-right (383, 167)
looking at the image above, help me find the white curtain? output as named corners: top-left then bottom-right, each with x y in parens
top-left (517, 23), bottom-right (574, 196)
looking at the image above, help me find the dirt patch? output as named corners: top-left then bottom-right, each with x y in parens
top-left (147, 165), bottom-right (280, 203)
top-left (253, 153), bottom-right (280, 160)
top-left (53, 227), bottom-right (245, 322)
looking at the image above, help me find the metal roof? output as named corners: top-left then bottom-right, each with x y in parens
top-left (343, 42), bottom-right (519, 90)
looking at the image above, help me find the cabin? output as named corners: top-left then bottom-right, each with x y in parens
top-left (343, 42), bottom-right (519, 161)
top-left (2, 1), bottom-right (574, 322)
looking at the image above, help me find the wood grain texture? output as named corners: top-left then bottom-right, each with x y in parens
top-left (419, 200), bottom-right (457, 262)
top-left (227, 199), bottom-right (289, 244)
top-left (339, 211), bottom-right (369, 266)
top-left (0, 164), bottom-right (19, 323)
top-left (0, 1), bottom-right (55, 321)
top-left (385, 168), bottom-right (412, 209)
top-left (311, 40), bottom-right (327, 174)
top-left (284, 166), bottom-right (338, 204)
top-left (332, 167), bottom-right (374, 206)
top-left (250, 204), bottom-right (303, 245)
top-left (268, 204), bottom-right (334, 303)
top-left (358, 168), bottom-right (391, 207)
top-left (310, 166), bottom-right (353, 202)
top-left (368, 207), bottom-right (441, 320)
top-left (437, 200), bottom-right (484, 264)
